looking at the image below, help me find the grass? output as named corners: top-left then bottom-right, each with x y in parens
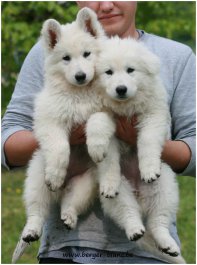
top-left (1, 168), bottom-right (196, 264)
top-left (2, 168), bottom-right (39, 264)
top-left (176, 175), bottom-right (196, 264)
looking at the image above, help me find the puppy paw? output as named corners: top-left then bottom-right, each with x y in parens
top-left (100, 181), bottom-right (120, 198)
top-left (141, 172), bottom-right (160, 183)
top-left (126, 226), bottom-right (145, 241)
top-left (45, 169), bottom-right (66, 191)
top-left (61, 210), bottom-right (77, 230)
top-left (140, 163), bottom-right (161, 183)
top-left (45, 177), bottom-right (65, 192)
top-left (159, 247), bottom-right (179, 257)
top-left (88, 144), bottom-right (108, 163)
top-left (22, 228), bottom-right (41, 243)
top-left (158, 240), bottom-right (180, 257)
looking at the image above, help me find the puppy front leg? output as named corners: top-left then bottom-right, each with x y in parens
top-left (97, 136), bottom-right (122, 198)
top-left (137, 110), bottom-right (169, 183)
top-left (60, 168), bottom-right (98, 229)
top-left (36, 121), bottom-right (70, 191)
top-left (86, 112), bottom-right (116, 163)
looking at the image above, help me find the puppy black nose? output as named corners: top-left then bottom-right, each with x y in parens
top-left (75, 72), bottom-right (86, 83)
top-left (116, 85), bottom-right (127, 96)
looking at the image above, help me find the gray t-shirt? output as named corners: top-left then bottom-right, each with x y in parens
top-left (1, 31), bottom-right (196, 263)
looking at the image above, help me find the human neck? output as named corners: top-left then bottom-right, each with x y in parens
top-left (121, 25), bottom-right (139, 39)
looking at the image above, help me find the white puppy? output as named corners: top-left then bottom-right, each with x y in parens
top-left (22, 7), bottom-right (104, 240)
top-left (86, 37), bottom-right (185, 263)
top-left (12, 8), bottom-right (105, 263)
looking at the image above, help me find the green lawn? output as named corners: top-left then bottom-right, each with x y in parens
top-left (2, 168), bottom-right (196, 264)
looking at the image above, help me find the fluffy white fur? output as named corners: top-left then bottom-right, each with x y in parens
top-left (12, 8), bottom-right (104, 263)
top-left (86, 37), bottom-right (185, 264)
top-left (22, 7), bottom-right (103, 235)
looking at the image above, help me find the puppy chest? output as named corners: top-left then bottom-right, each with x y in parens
top-left (44, 91), bottom-right (102, 125)
top-left (56, 95), bottom-right (101, 125)
top-left (71, 101), bottom-right (101, 123)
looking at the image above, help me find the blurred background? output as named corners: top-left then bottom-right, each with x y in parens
top-left (1, 1), bottom-right (196, 264)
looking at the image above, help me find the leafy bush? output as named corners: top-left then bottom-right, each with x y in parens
top-left (2, 2), bottom-right (78, 114)
top-left (137, 1), bottom-right (195, 45)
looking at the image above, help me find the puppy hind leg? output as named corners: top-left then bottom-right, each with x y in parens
top-left (143, 163), bottom-right (180, 257)
top-left (61, 169), bottom-right (98, 229)
top-left (100, 175), bottom-right (145, 241)
top-left (136, 233), bottom-right (186, 264)
top-left (22, 150), bottom-right (52, 242)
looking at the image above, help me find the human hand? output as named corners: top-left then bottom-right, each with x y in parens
top-left (115, 115), bottom-right (138, 146)
top-left (70, 124), bottom-right (86, 145)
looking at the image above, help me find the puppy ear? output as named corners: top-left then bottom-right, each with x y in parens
top-left (76, 7), bottom-right (105, 38)
top-left (140, 47), bottom-right (161, 75)
top-left (41, 19), bottom-right (61, 51)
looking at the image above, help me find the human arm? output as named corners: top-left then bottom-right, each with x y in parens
top-left (162, 140), bottom-right (191, 174)
top-left (1, 42), bottom-right (44, 169)
top-left (8, 125), bottom-right (189, 174)
top-left (3, 130), bottom-right (38, 167)
top-left (169, 48), bottom-right (196, 176)
top-left (3, 123), bottom-right (87, 168)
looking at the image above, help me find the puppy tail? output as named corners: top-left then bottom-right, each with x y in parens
top-left (136, 233), bottom-right (186, 264)
top-left (12, 236), bottom-right (30, 264)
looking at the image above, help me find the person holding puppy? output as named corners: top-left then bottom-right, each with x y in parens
top-left (2, 2), bottom-right (195, 264)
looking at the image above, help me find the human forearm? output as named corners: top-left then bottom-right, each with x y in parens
top-left (161, 140), bottom-right (191, 174)
top-left (4, 130), bottom-right (39, 167)
top-left (3, 123), bottom-right (87, 168)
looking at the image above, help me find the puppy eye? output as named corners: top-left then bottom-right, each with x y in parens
top-left (127, 67), bottom-right (135, 73)
top-left (105, 70), bottom-right (113, 75)
top-left (63, 55), bottom-right (71, 61)
top-left (83, 51), bottom-right (91, 58)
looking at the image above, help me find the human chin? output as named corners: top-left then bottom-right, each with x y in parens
top-left (102, 21), bottom-right (124, 37)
